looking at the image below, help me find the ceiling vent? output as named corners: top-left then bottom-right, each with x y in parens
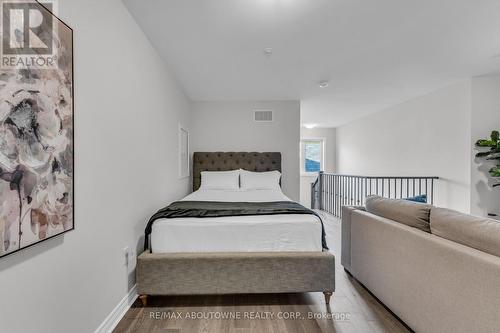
top-left (254, 110), bottom-right (273, 122)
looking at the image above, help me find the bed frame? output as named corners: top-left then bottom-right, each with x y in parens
top-left (137, 152), bottom-right (335, 306)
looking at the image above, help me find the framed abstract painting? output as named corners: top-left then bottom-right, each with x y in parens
top-left (0, 1), bottom-right (74, 258)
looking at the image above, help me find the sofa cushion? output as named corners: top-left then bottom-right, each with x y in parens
top-left (404, 194), bottom-right (427, 203)
top-left (365, 195), bottom-right (431, 232)
top-left (431, 207), bottom-right (500, 257)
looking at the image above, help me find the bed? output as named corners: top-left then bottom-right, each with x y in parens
top-left (136, 152), bottom-right (335, 305)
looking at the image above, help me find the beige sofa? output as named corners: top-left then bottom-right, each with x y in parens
top-left (341, 198), bottom-right (500, 333)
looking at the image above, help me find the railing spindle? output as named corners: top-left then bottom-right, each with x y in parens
top-left (310, 174), bottom-right (438, 218)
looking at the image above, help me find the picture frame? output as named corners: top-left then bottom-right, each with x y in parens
top-left (0, 1), bottom-right (74, 259)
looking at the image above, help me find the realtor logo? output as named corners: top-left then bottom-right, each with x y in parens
top-left (1, 1), bottom-right (57, 69)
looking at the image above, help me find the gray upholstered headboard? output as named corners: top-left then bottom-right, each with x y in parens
top-left (192, 152), bottom-right (282, 191)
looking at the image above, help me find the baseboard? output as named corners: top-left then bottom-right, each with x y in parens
top-left (94, 284), bottom-right (138, 333)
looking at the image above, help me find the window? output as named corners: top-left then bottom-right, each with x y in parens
top-left (301, 139), bottom-right (324, 174)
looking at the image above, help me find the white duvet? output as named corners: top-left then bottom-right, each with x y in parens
top-left (151, 188), bottom-right (323, 253)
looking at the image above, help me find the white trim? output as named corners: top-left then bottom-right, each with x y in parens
top-left (94, 285), bottom-right (138, 333)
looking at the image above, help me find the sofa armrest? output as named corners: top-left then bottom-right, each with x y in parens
top-left (341, 206), bottom-right (365, 272)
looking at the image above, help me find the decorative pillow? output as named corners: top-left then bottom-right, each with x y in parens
top-left (365, 195), bottom-right (432, 233)
top-left (404, 194), bottom-right (427, 203)
top-left (431, 207), bottom-right (500, 257)
top-left (200, 170), bottom-right (240, 190)
top-left (240, 169), bottom-right (281, 190)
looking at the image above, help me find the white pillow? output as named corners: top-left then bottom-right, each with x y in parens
top-left (200, 170), bottom-right (240, 190)
top-left (240, 169), bottom-right (281, 190)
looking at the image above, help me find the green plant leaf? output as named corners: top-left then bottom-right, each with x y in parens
top-left (476, 147), bottom-right (500, 158)
top-left (476, 139), bottom-right (496, 147)
top-left (476, 151), bottom-right (492, 158)
top-left (486, 153), bottom-right (500, 160)
top-left (490, 166), bottom-right (500, 178)
top-left (476, 130), bottom-right (500, 189)
top-left (491, 130), bottom-right (500, 142)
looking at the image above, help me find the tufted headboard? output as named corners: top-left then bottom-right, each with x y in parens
top-left (192, 152), bottom-right (282, 191)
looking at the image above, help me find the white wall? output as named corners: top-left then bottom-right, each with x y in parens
top-left (191, 101), bottom-right (300, 201)
top-left (0, 1), bottom-right (192, 332)
top-left (336, 81), bottom-right (471, 213)
top-left (470, 75), bottom-right (500, 219)
top-left (299, 127), bottom-right (336, 207)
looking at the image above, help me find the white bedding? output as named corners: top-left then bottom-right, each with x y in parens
top-left (151, 189), bottom-right (323, 253)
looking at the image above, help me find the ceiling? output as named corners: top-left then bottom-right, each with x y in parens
top-left (123, 0), bottom-right (500, 128)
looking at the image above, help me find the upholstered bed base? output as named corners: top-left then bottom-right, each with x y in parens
top-left (137, 250), bottom-right (335, 304)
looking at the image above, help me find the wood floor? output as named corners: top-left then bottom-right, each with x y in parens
top-left (114, 212), bottom-right (412, 333)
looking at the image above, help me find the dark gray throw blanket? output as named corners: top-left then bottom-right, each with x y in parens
top-left (144, 201), bottom-right (328, 251)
